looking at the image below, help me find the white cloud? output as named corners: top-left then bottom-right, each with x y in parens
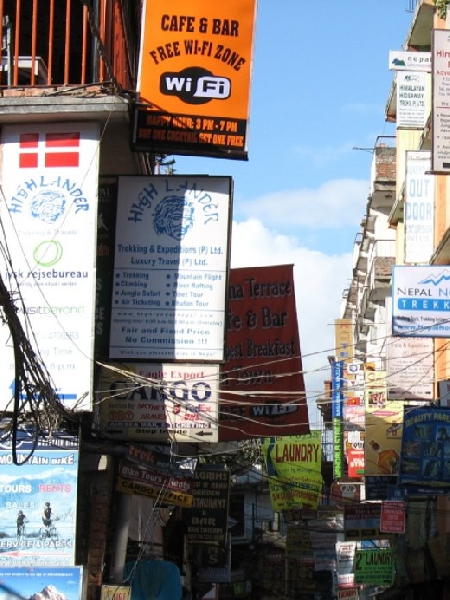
top-left (235, 179), bottom-right (369, 230)
top-left (230, 218), bottom-right (352, 428)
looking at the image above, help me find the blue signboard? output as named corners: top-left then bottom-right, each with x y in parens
top-left (0, 430), bottom-right (79, 567)
top-left (0, 566), bottom-right (83, 599)
top-left (399, 406), bottom-right (450, 488)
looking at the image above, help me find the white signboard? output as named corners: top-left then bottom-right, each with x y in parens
top-left (109, 176), bottom-right (231, 362)
top-left (387, 336), bottom-right (434, 400)
top-left (397, 71), bottom-right (427, 128)
top-left (392, 265), bottom-right (450, 337)
top-left (0, 123), bottom-right (99, 411)
top-left (404, 151), bottom-right (434, 264)
top-left (336, 541), bottom-right (356, 587)
top-left (389, 50), bottom-right (431, 71)
top-left (98, 362), bottom-right (219, 442)
top-left (432, 29), bottom-right (450, 172)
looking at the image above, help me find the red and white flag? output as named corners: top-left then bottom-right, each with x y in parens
top-left (19, 131), bottom-right (80, 168)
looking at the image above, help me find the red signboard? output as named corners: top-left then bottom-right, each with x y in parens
top-left (219, 265), bottom-right (309, 441)
top-left (380, 501), bottom-right (405, 534)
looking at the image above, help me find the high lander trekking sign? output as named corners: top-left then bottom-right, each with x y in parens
top-left (134, 0), bottom-right (257, 160)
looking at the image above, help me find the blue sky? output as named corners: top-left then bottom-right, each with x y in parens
top-left (174, 2), bottom-right (415, 425)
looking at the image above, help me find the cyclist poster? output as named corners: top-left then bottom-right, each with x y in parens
top-left (0, 431), bottom-right (79, 567)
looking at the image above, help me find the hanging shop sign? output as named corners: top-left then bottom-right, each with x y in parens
top-left (109, 175), bottom-right (232, 362)
top-left (134, 0), bottom-right (257, 160)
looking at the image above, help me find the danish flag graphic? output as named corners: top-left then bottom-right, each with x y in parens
top-left (18, 131), bottom-right (80, 168)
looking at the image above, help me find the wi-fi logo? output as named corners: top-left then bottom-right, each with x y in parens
top-left (160, 67), bottom-right (231, 104)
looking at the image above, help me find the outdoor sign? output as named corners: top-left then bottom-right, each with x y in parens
top-left (262, 432), bottom-right (323, 510)
top-left (101, 586), bottom-right (131, 600)
top-left (354, 549), bottom-right (394, 586)
top-left (404, 151), bottom-right (435, 263)
top-left (0, 122), bottom-right (99, 411)
top-left (364, 369), bottom-right (402, 477)
top-left (0, 566), bottom-right (83, 599)
top-left (380, 501), bottom-right (406, 534)
top-left (396, 71), bottom-right (428, 128)
top-left (438, 379), bottom-right (450, 406)
top-left (337, 588), bottom-right (359, 600)
top-left (432, 29), bottom-right (450, 173)
top-left (98, 363), bottom-right (220, 443)
top-left (218, 264), bottom-right (309, 441)
top-left (347, 449), bottom-right (365, 478)
top-left (330, 479), bottom-right (362, 509)
top-left (109, 175), bottom-right (232, 362)
top-left (392, 265), bottom-right (450, 337)
top-left (344, 504), bottom-right (383, 541)
top-left (116, 460), bottom-right (194, 508)
top-left (336, 541), bottom-right (356, 587)
top-left (185, 466), bottom-right (230, 567)
top-left (389, 50), bottom-right (431, 71)
top-left (135, 0), bottom-right (257, 160)
top-left (0, 431), bottom-right (79, 567)
top-left (387, 336), bottom-right (434, 400)
top-left (95, 178), bottom-right (118, 358)
top-left (332, 360), bottom-right (344, 479)
top-left (398, 406), bottom-right (450, 488)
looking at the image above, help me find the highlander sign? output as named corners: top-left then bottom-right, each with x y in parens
top-left (0, 122), bottom-right (99, 411)
top-left (392, 265), bottom-right (450, 337)
top-left (109, 176), bottom-right (231, 362)
top-left (134, 0), bottom-right (257, 159)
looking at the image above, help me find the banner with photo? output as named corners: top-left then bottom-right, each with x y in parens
top-left (0, 431), bottom-right (79, 567)
top-left (364, 369), bottom-right (403, 477)
top-left (399, 406), bottom-right (450, 488)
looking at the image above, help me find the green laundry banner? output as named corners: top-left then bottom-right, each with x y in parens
top-left (354, 548), bottom-right (394, 586)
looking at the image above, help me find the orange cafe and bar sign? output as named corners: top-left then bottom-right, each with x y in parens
top-left (134, 0), bottom-right (257, 160)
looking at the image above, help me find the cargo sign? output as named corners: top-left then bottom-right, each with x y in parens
top-left (98, 363), bottom-right (219, 443)
top-left (135, 0), bottom-right (257, 159)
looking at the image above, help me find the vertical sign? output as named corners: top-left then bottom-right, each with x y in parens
top-left (261, 433), bottom-right (323, 510)
top-left (219, 265), bottom-right (309, 441)
top-left (0, 432), bottom-right (79, 567)
top-left (109, 176), bottom-right (231, 362)
top-left (332, 361), bottom-right (343, 478)
top-left (0, 122), bottom-right (99, 411)
top-left (432, 29), bottom-right (450, 172)
top-left (404, 151), bottom-right (434, 264)
top-left (396, 71), bottom-right (428, 128)
top-left (185, 466), bottom-right (230, 567)
top-left (134, 0), bottom-right (257, 160)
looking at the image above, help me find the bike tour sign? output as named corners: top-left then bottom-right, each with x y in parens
top-left (0, 431), bottom-right (79, 567)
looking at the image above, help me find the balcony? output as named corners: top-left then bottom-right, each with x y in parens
top-left (0, 0), bottom-right (138, 92)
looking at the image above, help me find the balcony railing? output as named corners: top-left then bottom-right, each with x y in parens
top-left (0, 0), bottom-right (138, 91)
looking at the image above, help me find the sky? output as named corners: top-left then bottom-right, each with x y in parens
top-left (173, 1), bottom-right (415, 427)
